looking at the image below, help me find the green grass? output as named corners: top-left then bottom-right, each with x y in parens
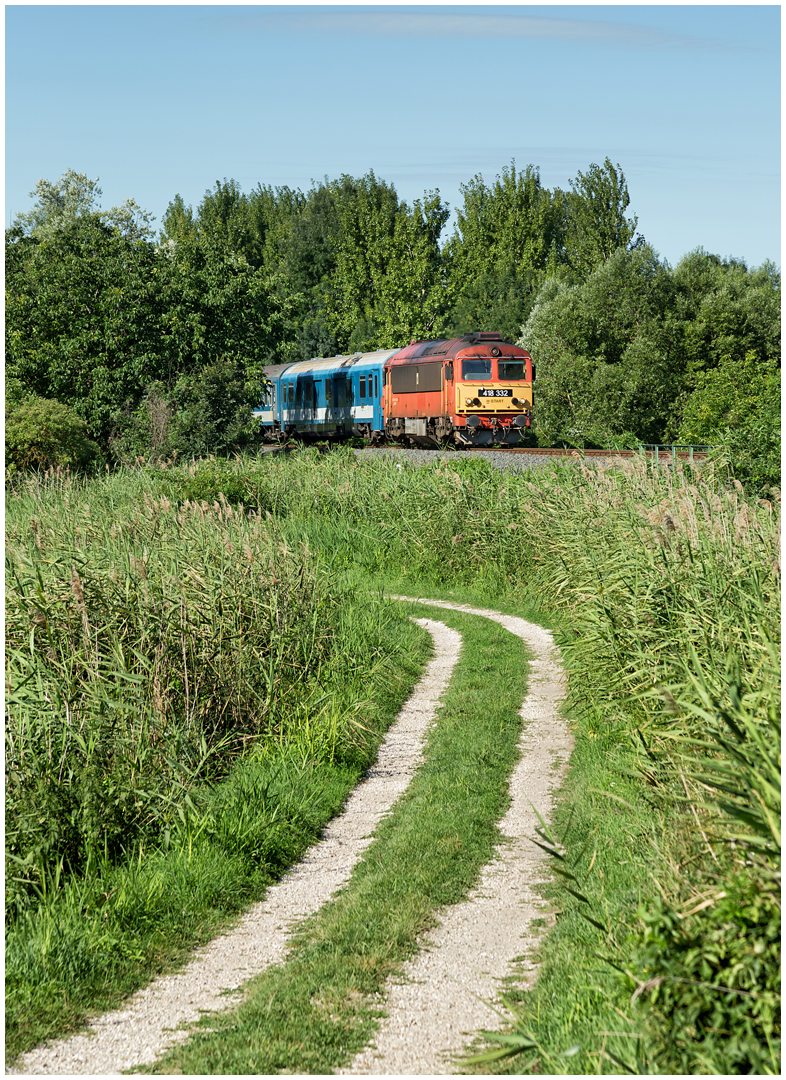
top-left (144, 604), bottom-right (530, 1075)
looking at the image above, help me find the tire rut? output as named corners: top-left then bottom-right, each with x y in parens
top-left (10, 602), bottom-right (570, 1076)
top-left (340, 599), bottom-right (570, 1075)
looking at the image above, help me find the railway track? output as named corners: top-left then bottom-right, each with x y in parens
top-left (264, 442), bottom-right (710, 463)
top-left (463, 446), bottom-right (710, 460)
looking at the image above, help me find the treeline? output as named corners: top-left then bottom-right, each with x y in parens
top-left (5, 163), bottom-right (780, 489)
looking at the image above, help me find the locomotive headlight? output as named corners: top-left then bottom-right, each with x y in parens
top-left (465, 398), bottom-right (473, 406)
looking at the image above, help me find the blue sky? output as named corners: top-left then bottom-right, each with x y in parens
top-left (5, 4), bottom-right (781, 268)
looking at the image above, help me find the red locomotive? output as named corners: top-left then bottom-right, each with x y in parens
top-left (382, 332), bottom-right (533, 446)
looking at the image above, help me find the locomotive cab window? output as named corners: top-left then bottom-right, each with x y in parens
top-left (445, 362), bottom-right (453, 381)
top-left (462, 358), bottom-right (492, 381)
top-left (499, 360), bottom-right (527, 381)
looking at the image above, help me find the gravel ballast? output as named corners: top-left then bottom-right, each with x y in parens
top-left (353, 446), bottom-right (559, 473)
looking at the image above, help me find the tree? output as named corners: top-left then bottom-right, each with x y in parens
top-left (521, 245), bottom-right (680, 445)
top-left (677, 350), bottom-right (780, 493)
top-left (449, 162), bottom-right (565, 280)
top-left (6, 214), bottom-right (292, 451)
top-left (321, 172), bottom-right (452, 350)
top-left (5, 393), bottom-right (100, 473)
top-left (445, 162), bottom-right (566, 337)
top-left (565, 157), bottom-right (643, 277)
top-left (13, 169), bottom-right (155, 241)
top-left (521, 241), bottom-right (781, 450)
top-left (6, 216), bottom-right (171, 443)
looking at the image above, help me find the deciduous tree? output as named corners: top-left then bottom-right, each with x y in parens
top-left (564, 157), bottom-right (643, 277)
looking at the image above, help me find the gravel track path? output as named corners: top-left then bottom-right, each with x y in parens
top-left (9, 618), bottom-right (461, 1076)
top-left (340, 600), bottom-right (570, 1075)
top-left (10, 600), bottom-right (571, 1077)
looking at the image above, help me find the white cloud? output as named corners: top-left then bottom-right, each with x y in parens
top-left (219, 7), bottom-right (754, 54)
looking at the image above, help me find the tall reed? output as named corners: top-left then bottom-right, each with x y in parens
top-left (7, 467), bottom-right (371, 914)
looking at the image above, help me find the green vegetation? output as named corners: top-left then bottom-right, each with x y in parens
top-left (5, 449), bottom-right (780, 1072)
top-left (12, 159), bottom-right (777, 485)
top-left (5, 388), bottom-right (100, 474)
top-left (522, 246), bottom-right (780, 480)
top-left (4, 464), bottom-right (425, 1060)
top-left (4, 159), bottom-right (780, 1069)
top-left (158, 448), bottom-right (778, 1074)
top-left (148, 604), bottom-right (530, 1075)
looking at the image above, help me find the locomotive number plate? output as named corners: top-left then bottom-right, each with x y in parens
top-left (478, 387), bottom-right (512, 397)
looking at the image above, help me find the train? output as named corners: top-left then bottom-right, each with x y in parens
top-left (254, 332), bottom-right (534, 447)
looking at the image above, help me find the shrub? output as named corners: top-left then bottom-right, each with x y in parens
top-left (5, 394), bottom-right (100, 474)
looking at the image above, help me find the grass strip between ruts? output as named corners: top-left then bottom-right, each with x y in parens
top-left (143, 604), bottom-right (531, 1075)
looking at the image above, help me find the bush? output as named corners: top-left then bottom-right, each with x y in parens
top-left (5, 394), bottom-right (100, 474)
top-left (110, 359), bottom-right (264, 464)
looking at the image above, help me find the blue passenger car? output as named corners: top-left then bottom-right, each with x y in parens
top-left (256, 350), bottom-right (399, 441)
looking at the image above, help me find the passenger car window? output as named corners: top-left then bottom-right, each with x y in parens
top-left (360, 374), bottom-right (366, 397)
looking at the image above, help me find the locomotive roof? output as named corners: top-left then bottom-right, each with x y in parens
top-left (388, 334), bottom-right (529, 365)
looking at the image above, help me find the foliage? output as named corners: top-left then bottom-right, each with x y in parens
top-left (136, 603), bottom-right (531, 1076)
top-left (231, 448), bottom-right (780, 1073)
top-left (668, 251), bottom-right (781, 383)
top-left (565, 157), bottom-right (643, 276)
top-left (11, 164), bottom-right (779, 468)
top-left (6, 213), bottom-right (289, 452)
top-left (4, 463), bottom-right (425, 1061)
top-left (676, 348), bottom-right (781, 494)
top-left (112, 360), bottom-right (265, 463)
top-left (630, 876), bottom-right (780, 1075)
top-left (522, 245), bottom-right (680, 444)
top-left (4, 450), bottom-right (781, 1072)
top-left (521, 246), bottom-right (781, 451)
top-left (320, 172), bottom-right (453, 350)
top-left (4, 465), bottom-right (408, 913)
top-left (12, 168), bottom-right (155, 241)
top-left (5, 393), bottom-right (100, 474)
top-left (450, 162), bottom-right (566, 279)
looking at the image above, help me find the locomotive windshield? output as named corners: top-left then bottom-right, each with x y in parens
top-left (462, 358), bottom-right (492, 381)
top-left (498, 360), bottom-right (527, 381)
